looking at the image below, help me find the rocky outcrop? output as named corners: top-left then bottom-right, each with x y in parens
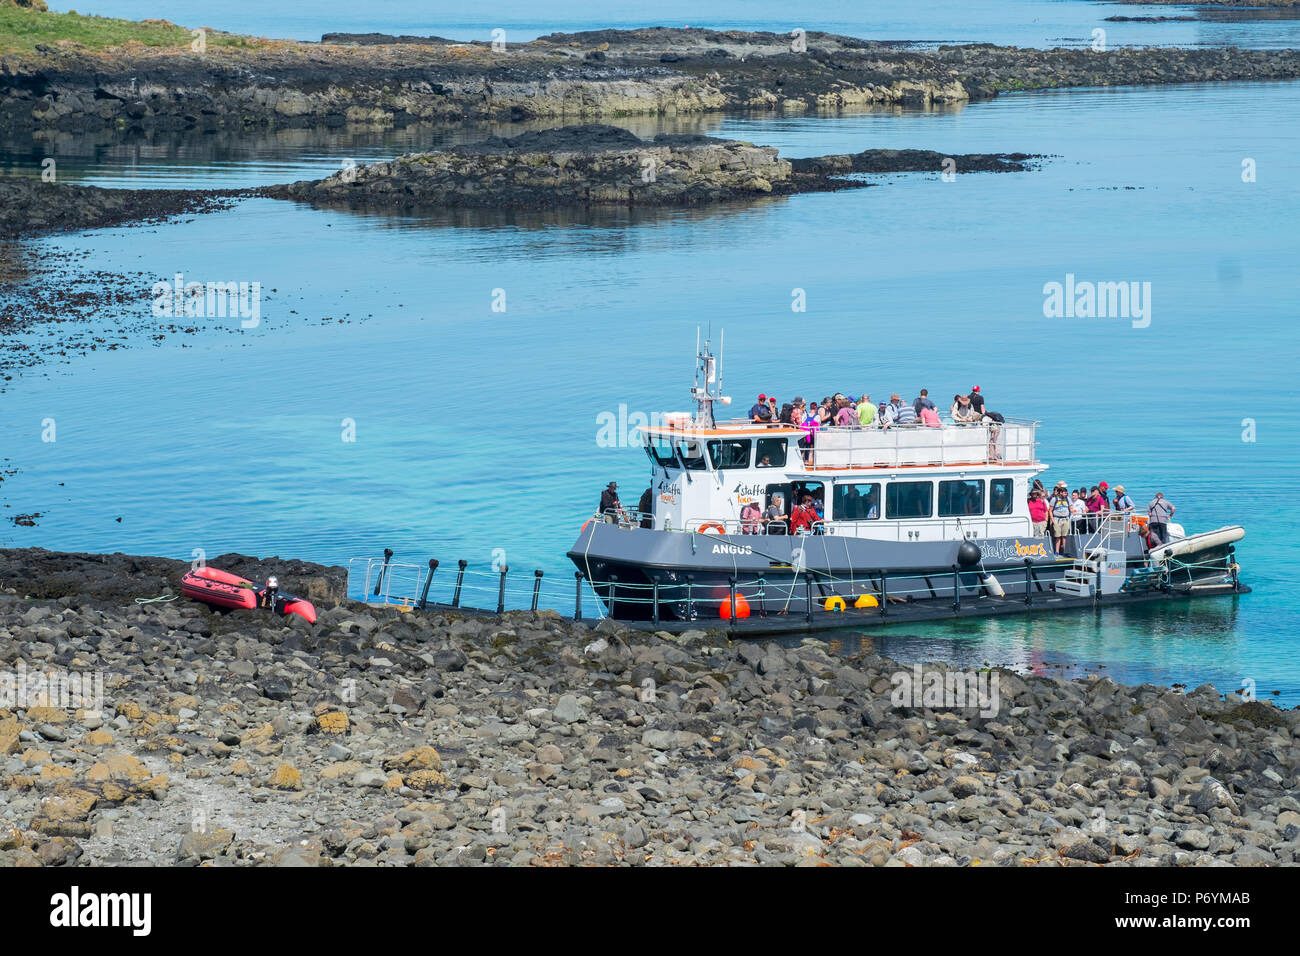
top-left (0, 547), bottom-right (1296, 866)
top-left (789, 148), bottom-right (1036, 176)
top-left (0, 548), bottom-right (346, 608)
top-left (267, 124), bottom-right (1038, 210)
top-left (268, 125), bottom-right (800, 209)
top-left (0, 177), bottom-right (242, 240)
top-left (3, 27), bottom-right (1300, 136)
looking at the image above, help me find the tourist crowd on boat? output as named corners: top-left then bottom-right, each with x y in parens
top-left (746, 386), bottom-right (1002, 431)
top-left (601, 476), bottom-right (1176, 550)
top-left (1028, 479), bottom-right (1177, 551)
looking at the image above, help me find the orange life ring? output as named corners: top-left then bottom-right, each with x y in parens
top-left (697, 522), bottom-right (726, 535)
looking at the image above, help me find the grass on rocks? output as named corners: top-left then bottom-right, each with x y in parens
top-left (0, 5), bottom-right (254, 55)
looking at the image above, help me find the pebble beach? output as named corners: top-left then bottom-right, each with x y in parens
top-left (1, 549), bottom-right (1295, 867)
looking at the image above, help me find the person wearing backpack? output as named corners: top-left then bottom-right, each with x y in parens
top-left (1048, 481), bottom-right (1072, 553)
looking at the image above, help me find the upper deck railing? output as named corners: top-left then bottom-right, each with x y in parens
top-left (648, 416), bottom-right (1039, 469)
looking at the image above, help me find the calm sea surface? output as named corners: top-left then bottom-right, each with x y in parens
top-left (3, 5), bottom-right (1298, 702)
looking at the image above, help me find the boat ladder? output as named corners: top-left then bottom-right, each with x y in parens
top-left (1054, 555), bottom-right (1098, 597)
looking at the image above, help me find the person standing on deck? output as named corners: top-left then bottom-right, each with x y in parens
top-left (1085, 485), bottom-right (1107, 532)
top-left (1028, 489), bottom-right (1049, 538)
top-left (637, 488), bottom-right (653, 528)
top-left (1113, 485), bottom-right (1134, 513)
top-left (599, 482), bottom-right (622, 522)
top-left (799, 401), bottom-right (822, 464)
top-left (818, 397), bottom-right (840, 433)
top-left (749, 394), bottom-right (773, 423)
top-left (857, 394), bottom-right (876, 428)
top-left (882, 394), bottom-right (915, 428)
top-left (913, 388), bottom-right (936, 418)
top-left (951, 394), bottom-right (980, 423)
top-left (1069, 489), bottom-right (1087, 534)
top-left (1049, 481), bottom-right (1072, 553)
top-left (1147, 492), bottom-right (1176, 545)
top-left (835, 396), bottom-right (857, 427)
top-left (968, 386), bottom-right (985, 417)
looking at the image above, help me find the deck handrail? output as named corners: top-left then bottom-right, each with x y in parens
top-left (643, 417), bottom-right (1038, 469)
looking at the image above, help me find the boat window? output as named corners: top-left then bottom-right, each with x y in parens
top-left (762, 483), bottom-right (791, 534)
top-left (990, 478), bottom-right (1014, 515)
top-left (755, 437), bottom-right (787, 468)
top-left (939, 479), bottom-right (984, 517)
top-left (886, 481), bottom-right (933, 519)
top-left (677, 439), bottom-right (707, 471)
top-left (706, 438), bottom-right (751, 470)
top-left (647, 436), bottom-right (678, 467)
top-left (832, 482), bottom-right (880, 520)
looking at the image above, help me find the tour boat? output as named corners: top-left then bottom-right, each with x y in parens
top-left (567, 335), bottom-right (1247, 627)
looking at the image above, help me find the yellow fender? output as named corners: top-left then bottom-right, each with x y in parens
top-left (824, 595), bottom-right (846, 612)
top-left (854, 594), bottom-right (879, 609)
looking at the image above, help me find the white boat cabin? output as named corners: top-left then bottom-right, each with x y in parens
top-left (637, 417), bottom-right (1047, 542)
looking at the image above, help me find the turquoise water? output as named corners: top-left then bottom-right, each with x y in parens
top-left (2, 15), bottom-right (1298, 702)
top-left (57, 0), bottom-right (1300, 49)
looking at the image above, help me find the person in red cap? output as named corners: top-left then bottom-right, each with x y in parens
top-left (749, 394), bottom-right (773, 423)
top-left (968, 385), bottom-right (984, 416)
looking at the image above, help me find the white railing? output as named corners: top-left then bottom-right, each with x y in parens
top-left (807, 419), bottom-right (1035, 469)
top-left (1076, 512), bottom-right (1137, 555)
top-left (660, 416), bottom-right (1038, 468)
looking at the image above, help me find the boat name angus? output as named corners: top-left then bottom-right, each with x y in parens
top-left (568, 333), bottom-right (1247, 630)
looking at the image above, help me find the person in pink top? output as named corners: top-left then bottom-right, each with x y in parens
top-left (919, 405), bottom-right (940, 427)
top-left (798, 401), bottom-right (821, 463)
top-left (1027, 489), bottom-right (1049, 536)
top-left (835, 396), bottom-right (857, 427)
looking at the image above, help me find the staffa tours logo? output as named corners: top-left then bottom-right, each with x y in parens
top-left (890, 664), bottom-right (1000, 718)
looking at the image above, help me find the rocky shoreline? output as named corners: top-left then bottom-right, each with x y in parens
top-left (0, 547), bottom-right (1295, 867)
top-left (3, 27), bottom-right (1300, 137)
top-left (0, 177), bottom-right (244, 241)
top-left (267, 124), bottom-right (1037, 210)
top-left (0, 126), bottom-right (1036, 236)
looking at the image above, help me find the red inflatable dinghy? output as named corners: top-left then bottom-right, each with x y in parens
top-left (180, 566), bottom-right (316, 623)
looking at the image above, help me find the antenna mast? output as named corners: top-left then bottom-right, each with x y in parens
top-left (691, 328), bottom-right (727, 428)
